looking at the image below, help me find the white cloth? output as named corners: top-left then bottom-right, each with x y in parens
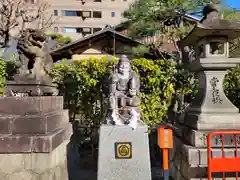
top-left (128, 109), bottom-right (140, 129)
top-left (111, 110), bottom-right (123, 126)
top-left (111, 108), bottom-right (140, 129)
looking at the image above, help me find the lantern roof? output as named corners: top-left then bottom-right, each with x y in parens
top-left (180, 4), bottom-right (240, 46)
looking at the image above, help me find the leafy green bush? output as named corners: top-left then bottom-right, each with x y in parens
top-left (51, 56), bottom-right (190, 126)
top-left (51, 56), bottom-right (117, 127)
top-left (0, 59), bottom-right (17, 96)
top-left (132, 58), bottom-right (177, 125)
top-left (47, 33), bottom-right (72, 48)
top-left (0, 60), bottom-right (5, 96)
top-left (224, 65), bottom-right (240, 108)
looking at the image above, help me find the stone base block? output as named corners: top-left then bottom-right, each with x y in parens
top-left (175, 123), bottom-right (240, 147)
top-left (0, 140), bottom-right (69, 180)
top-left (0, 110), bottom-right (68, 135)
top-left (0, 96), bottom-right (63, 115)
top-left (97, 124), bottom-right (151, 180)
top-left (0, 124), bottom-right (72, 153)
top-left (170, 136), bottom-right (239, 180)
top-left (184, 112), bottom-right (240, 130)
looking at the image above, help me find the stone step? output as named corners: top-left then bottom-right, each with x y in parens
top-left (0, 96), bottom-right (63, 115)
top-left (0, 124), bottom-right (71, 153)
top-left (0, 110), bottom-right (69, 135)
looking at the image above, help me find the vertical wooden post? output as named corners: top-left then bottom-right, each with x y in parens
top-left (158, 126), bottom-right (173, 180)
top-left (163, 148), bottom-right (169, 180)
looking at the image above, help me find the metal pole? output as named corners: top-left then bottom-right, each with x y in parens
top-left (163, 148), bottom-right (169, 180)
top-left (113, 27), bottom-right (116, 56)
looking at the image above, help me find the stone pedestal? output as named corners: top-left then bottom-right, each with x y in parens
top-left (97, 124), bottom-right (151, 180)
top-left (170, 135), bottom-right (240, 180)
top-left (170, 69), bottom-right (240, 180)
top-left (169, 69), bottom-right (240, 180)
top-left (5, 80), bottom-right (58, 96)
top-left (0, 96), bottom-right (72, 180)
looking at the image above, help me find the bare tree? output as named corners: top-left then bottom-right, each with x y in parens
top-left (0, 0), bottom-right (54, 48)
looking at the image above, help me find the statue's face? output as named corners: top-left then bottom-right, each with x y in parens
top-left (118, 62), bottom-right (130, 74)
top-left (32, 30), bottom-right (46, 42)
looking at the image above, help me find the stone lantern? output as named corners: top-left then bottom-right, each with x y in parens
top-left (180, 4), bottom-right (240, 130)
top-left (170, 4), bottom-right (240, 180)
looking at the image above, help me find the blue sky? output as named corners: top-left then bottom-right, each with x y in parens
top-left (225, 0), bottom-right (240, 9)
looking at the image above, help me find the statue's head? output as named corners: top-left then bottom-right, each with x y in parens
top-left (118, 55), bottom-right (131, 74)
top-left (22, 28), bottom-right (46, 42)
top-left (30, 29), bottom-right (46, 42)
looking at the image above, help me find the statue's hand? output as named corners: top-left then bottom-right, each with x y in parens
top-left (131, 96), bottom-right (141, 107)
top-left (17, 40), bottom-right (41, 56)
top-left (131, 108), bottom-right (140, 117)
top-left (28, 36), bottom-right (43, 48)
top-left (30, 46), bottom-right (41, 54)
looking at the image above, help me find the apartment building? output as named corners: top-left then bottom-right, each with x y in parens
top-left (44, 0), bottom-right (134, 40)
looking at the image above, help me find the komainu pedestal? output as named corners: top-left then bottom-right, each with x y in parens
top-left (97, 124), bottom-right (151, 180)
top-left (0, 96), bottom-right (72, 180)
top-left (0, 28), bottom-right (72, 180)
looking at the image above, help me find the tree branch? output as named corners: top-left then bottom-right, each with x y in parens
top-left (0, 0), bottom-right (54, 47)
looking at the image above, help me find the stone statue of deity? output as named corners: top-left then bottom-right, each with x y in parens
top-left (107, 55), bottom-right (141, 129)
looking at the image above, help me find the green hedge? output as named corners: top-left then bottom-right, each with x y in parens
top-left (51, 56), bottom-right (186, 126)
top-left (223, 66), bottom-right (240, 108)
top-left (0, 57), bottom-right (239, 126)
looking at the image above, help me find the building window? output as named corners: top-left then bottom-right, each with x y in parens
top-left (62, 10), bottom-right (79, 16)
top-left (61, 10), bottom-right (91, 18)
top-left (62, 27), bottom-right (77, 33)
top-left (93, 28), bottom-right (102, 33)
top-left (62, 27), bottom-right (82, 33)
top-left (54, 10), bottom-right (58, 16)
top-left (24, 0), bottom-right (35, 3)
top-left (82, 27), bottom-right (92, 36)
top-left (92, 11), bottom-right (102, 18)
top-left (53, 27), bottom-right (58, 32)
top-left (111, 12), bottom-right (115, 17)
top-left (82, 11), bottom-right (91, 18)
top-left (93, 0), bottom-right (101, 2)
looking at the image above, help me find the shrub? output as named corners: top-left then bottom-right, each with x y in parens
top-left (52, 56), bottom-right (189, 126)
top-left (51, 56), bottom-right (117, 126)
top-left (0, 59), bottom-right (17, 96)
top-left (224, 65), bottom-right (240, 108)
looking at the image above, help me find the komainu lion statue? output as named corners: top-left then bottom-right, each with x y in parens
top-left (5, 28), bottom-right (58, 96)
top-left (16, 28), bottom-right (53, 84)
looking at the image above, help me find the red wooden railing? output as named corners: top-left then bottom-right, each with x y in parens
top-left (207, 131), bottom-right (240, 180)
